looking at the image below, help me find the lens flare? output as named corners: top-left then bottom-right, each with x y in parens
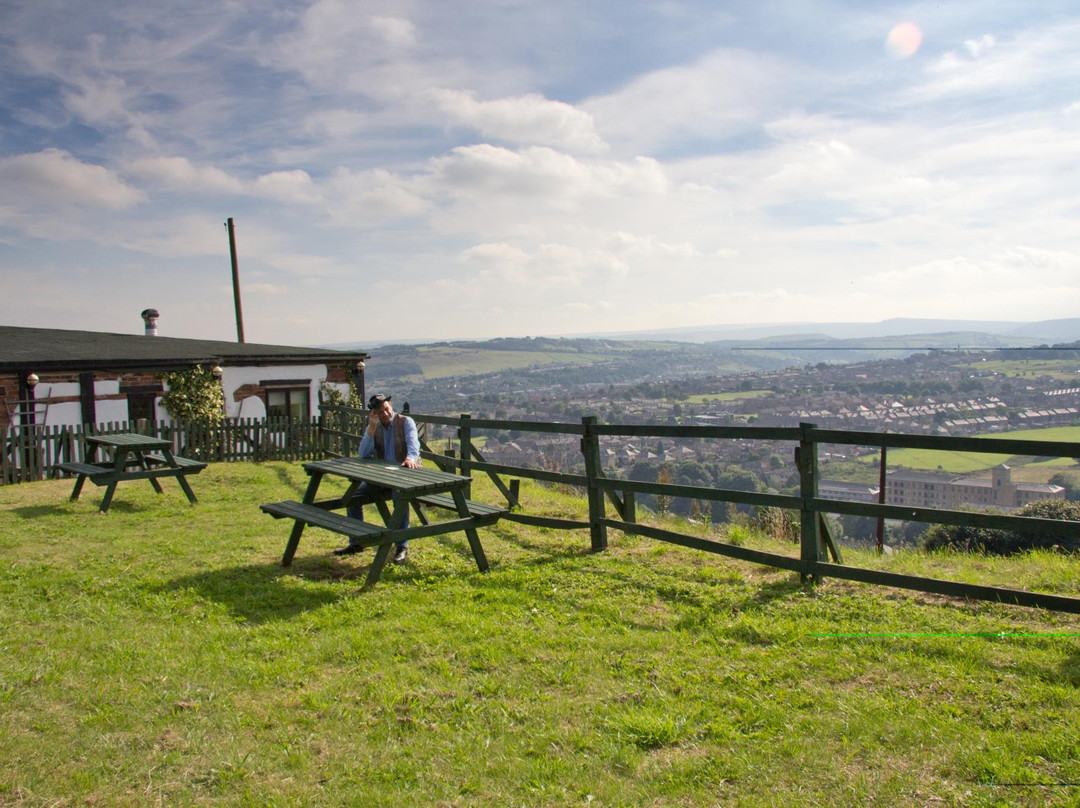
top-left (886, 21), bottom-right (923, 58)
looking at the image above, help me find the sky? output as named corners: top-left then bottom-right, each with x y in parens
top-left (1, 1), bottom-right (1079, 347)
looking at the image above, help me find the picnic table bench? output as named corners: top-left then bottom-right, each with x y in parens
top-left (57, 433), bottom-right (206, 513)
top-left (261, 457), bottom-right (507, 587)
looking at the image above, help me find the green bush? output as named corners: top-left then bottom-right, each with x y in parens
top-left (923, 499), bottom-right (1080, 555)
top-left (160, 366), bottom-right (224, 424)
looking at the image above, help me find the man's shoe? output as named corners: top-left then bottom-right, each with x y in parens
top-left (392, 548), bottom-right (408, 564)
top-left (332, 544), bottom-right (363, 556)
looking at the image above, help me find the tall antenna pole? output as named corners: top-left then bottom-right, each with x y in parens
top-left (226, 217), bottom-right (245, 343)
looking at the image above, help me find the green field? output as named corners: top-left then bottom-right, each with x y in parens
top-left (861, 425), bottom-right (1080, 476)
top-left (685, 390), bottom-right (772, 403)
top-left (411, 347), bottom-right (612, 379)
top-left (4, 463), bottom-right (1080, 805)
top-left (964, 359), bottom-right (1080, 381)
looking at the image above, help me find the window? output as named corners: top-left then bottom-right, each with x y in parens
top-left (266, 387), bottom-right (310, 420)
top-left (123, 384), bottom-right (162, 423)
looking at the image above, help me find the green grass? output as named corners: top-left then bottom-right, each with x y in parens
top-left (3, 463), bottom-right (1080, 806)
top-left (409, 347), bottom-right (610, 379)
top-left (965, 359), bottom-right (1080, 380)
top-left (684, 390), bottom-right (772, 403)
top-left (857, 426), bottom-right (1080, 477)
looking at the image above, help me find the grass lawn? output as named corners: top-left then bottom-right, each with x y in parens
top-left (856, 426), bottom-right (1080, 479)
top-left (685, 391), bottom-right (773, 404)
top-left (409, 347), bottom-right (610, 379)
top-left (3, 462), bottom-right (1080, 806)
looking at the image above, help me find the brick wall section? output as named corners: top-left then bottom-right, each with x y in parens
top-left (1, 371), bottom-right (166, 431)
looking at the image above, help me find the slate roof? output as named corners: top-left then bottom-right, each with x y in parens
top-left (0, 325), bottom-right (368, 372)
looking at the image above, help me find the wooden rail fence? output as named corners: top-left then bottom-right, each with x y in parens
top-left (322, 404), bottom-right (1080, 614)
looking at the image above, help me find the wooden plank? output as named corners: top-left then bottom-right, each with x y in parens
top-left (415, 493), bottom-right (507, 518)
top-left (56, 462), bottom-right (111, 478)
top-left (808, 426), bottom-right (1080, 458)
top-left (260, 500), bottom-right (386, 539)
top-left (815, 562), bottom-right (1080, 614)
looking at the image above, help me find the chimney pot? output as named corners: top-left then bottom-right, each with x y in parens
top-left (141, 308), bottom-right (160, 337)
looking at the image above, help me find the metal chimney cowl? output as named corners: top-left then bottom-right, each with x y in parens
top-left (141, 308), bottom-right (159, 336)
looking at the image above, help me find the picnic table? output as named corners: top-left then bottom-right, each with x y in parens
top-left (57, 433), bottom-right (206, 513)
top-left (261, 457), bottom-right (507, 587)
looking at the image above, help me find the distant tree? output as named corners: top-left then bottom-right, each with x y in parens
top-left (839, 514), bottom-right (878, 542)
top-left (1049, 473), bottom-right (1080, 502)
top-left (656, 466), bottom-right (673, 516)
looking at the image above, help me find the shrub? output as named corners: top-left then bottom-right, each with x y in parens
top-left (160, 366), bottom-right (224, 424)
top-left (923, 499), bottom-right (1080, 555)
top-left (752, 506), bottom-right (798, 543)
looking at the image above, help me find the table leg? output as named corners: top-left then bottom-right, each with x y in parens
top-left (70, 475), bottom-right (87, 502)
top-left (365, 542), bottom-right (394, 588)
top-left (98, 481), bottom-right (119, 513)
top-left (282, 472), bottom-right (323, 567)
top-left (136, 451), bottom-right (166, 495)
top-left (98, 450), bottom-right (127, 513)
top-left (159, 450), bottom-right (197, 503)
top-left (452, 489), bottom-right (489, 572)
top-left (374, 498), bottom-right (393, 525)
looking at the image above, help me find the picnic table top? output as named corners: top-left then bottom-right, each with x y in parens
top-left (86, 433), bottom-right (172, 450)
top-left (302, 456), bottom-right (471, 495)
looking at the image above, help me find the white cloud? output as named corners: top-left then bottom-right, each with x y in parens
top-left (431, 89), bottom-right (607, 153)
top-left (584, 47), bottom-right (798, 154)
top-left (323, 167), bottom-right (431, 225)
top-left (912, 21), bottom-right (1080, 103)
top-left (0, 149), bottom-right (145, 209)
top-left (371, 16), bottom-right (417, 48)
top-left (127, 156), bottom-right (244, 193)
top-left (964, 34), bottom-right (996, 59)
top-left (253, 170), bottom-right (322, 204)
top-left (428, 145), bottom-right (667, 206)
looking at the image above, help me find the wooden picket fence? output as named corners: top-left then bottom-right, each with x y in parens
top-left (1, 417), bottom-right (322, 484)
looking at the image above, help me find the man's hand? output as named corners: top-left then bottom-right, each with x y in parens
top-left (401, 457), bottom-right (421, 469)
top-left (367, 409), bottom-right (379, 434)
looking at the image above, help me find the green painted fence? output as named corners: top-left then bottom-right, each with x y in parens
top-left (322, 404), bottom-right (1080, 613)
top-left (1, 416), bottom-right (322, 484)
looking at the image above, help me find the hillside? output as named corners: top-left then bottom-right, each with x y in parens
top-left (2, 462), bottom-right (1080, 805)
top-left (338, 321), bottom-right (1080, 391)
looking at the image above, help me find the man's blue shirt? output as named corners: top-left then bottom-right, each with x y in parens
top-left (358, 415), bottom-right (420, 464)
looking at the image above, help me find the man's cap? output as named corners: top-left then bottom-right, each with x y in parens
top-left (368, 393), bottom-right (391, 408)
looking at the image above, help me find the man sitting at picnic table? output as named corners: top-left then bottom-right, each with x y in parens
top-left (333, 393), bottom-right (421, 563)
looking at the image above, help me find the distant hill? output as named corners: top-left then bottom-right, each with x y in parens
top-left (570, 317), bottom-right (1080, 345)
top-left (321, 318), bottom-right (1080, 351)
top-left (316, 318), bottom-right (1080, 391)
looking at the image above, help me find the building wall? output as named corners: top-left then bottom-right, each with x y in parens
top-left (886, 467), bottom-right (1063, 511)
top-left (3, 363), bottom-right (353, 430)
top-left (219, 363), bottom-right (347, 419)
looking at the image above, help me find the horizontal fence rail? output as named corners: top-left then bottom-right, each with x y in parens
top-left (321, 404), bottom-right (1080, 614)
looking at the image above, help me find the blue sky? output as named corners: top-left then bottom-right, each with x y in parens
top-left (1, 1), bottom-right (1078, 346)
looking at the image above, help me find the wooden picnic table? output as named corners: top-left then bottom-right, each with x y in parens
top-left (261, 457), bottom-right (506, 587)
top-left (58, 433), bottom-right (206, 513)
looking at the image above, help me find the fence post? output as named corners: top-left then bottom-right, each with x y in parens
top-left (797, 421), bottom-right (826, 584)
top-left (458, 414), bottom-right (473, 497)
top-left (581, 415), bottom-right (608, 552)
